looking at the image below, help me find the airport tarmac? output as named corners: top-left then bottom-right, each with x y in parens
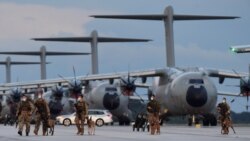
top-left (0, 124), bottom-right (249, 141)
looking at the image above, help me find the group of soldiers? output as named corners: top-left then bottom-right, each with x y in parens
top-left (16, 91), bottom-right (50, 136)
top-left (3, 88), bottom-right (233, 136)
top-left (146, 95), bottom-right (233, 135)
top-left (15, 89), bottom-right (88, 136)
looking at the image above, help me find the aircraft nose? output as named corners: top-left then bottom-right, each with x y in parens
top-left (103, 92), bottom-right (120, 110)
top-left (186, 85), bottom-right (207, 107)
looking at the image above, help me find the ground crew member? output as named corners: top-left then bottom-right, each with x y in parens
top-left (74, 94), bottom-right (88, 135)
top-left (147, 95), bottom-right (161, 135)
top-left (33, 89), bottom-right (50, 136)
top-left (16, 94), bottom-right (33, 136)
top-left (217, 97), bottom-right (231, 134)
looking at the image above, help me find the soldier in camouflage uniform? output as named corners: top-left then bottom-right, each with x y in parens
top-left (33, 89), bottom-right (50, 136)
top-left (16, 95), bottom-right (33, 136)
top-left (0, 101), bottom-right (2, 116)
top-left (74, 95), bottom-right (88, 135)
top-left (217, 97), bottom-right (231, 134)
top-left (147, 95), bottom-right (161, 135)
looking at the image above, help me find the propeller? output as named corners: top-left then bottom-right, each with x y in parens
top-left (120, 72), bottom-right (136, 96)
top-left (51, 85), bottom-right (64, 100)
top-left (229, 69), bottom-right (250, 110)
top-left (232, 69), bottom-right (250, 101)
top-left (58, 66), bottom-right (87, 101)
top-left (10, 87), bottom-right (23, 103)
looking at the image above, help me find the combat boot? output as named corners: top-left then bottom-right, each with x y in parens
top-left (18, 131), bottom-right (22, 136)
top-left (80, 128), bottom-right (83, 135)
top-left (26, 132), bottom-right (29, 136)
top-left (76, 125), bottom-right (81, 135)
top-left (33, 130), bottom-right (38, 135)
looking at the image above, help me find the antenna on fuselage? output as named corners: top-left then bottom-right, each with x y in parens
top-left (91, 6), bottom-right (239, 67)
top-left (32, 30), bottom-right (151, 74)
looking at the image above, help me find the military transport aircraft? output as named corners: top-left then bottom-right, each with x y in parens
top-left (88, 5), bottom-right (243, 125)
top-left (30, 30), bottom-right (151, 125)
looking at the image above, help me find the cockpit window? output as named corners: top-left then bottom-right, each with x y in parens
top-left (189, 79), bottom-right (204, 84)
top-left (105, 87), bottom-right (117, 91)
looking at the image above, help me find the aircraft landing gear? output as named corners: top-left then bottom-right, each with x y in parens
top-left (118, 116), bottom-right (130, 126)
top-left (202, 114), bottom-right (217, 126)
top-left (187, 115), bottom-right (201, 126)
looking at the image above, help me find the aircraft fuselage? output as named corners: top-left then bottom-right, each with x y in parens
top-left (153, 68), bottom-right (217, 115)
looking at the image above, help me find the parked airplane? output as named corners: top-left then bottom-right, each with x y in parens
top-left (58, 71), bottom-right (139, 125)
top-left (89, 5), bottom-right (242, 125)
top-left (31, 30), bottom-right (151, 125)
top-left (230, 45), bottom-right (250, 53)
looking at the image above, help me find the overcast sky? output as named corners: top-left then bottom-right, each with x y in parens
top-left (0, 0), bottom-right (250, 113)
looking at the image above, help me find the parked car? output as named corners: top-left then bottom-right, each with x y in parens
top-left (56, 109), bottom-right (113, 127)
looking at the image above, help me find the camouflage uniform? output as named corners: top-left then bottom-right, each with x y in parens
top-left (16, 98), bottom-right (33, 136)
top-left (33, 98), bottom-right (50, 136)
top-left (217, 101), bottom-right (231, 134)
top-left (147, 98), bottom-right (161, 135)
top-left (0, 101), bottom-right (2, 115)
top-left (74, 99), bottom-right (88, 135)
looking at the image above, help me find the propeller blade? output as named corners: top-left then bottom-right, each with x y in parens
top-left (134, 91), bottom-right (145, 103)
top-left (72, 66), bottom-right (78, 87)
top-left (58, 74), bottom-right (73, 87)
top-left (231, 92), bottom-right (242, 103)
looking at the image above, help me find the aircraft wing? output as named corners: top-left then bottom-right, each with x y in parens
top-left (205, 68), bottom-right (247, 79)
top-left (217, 91), bottom-right (241, 97)
top-left (176, 67), bottom-right (247, 84)
top-left (76, 68), bottom-right (165, 80)
top-left (134, 83), bottom-right (151, 88)
top-left (0, 68), bottom-right (165, 91)
top-left (205, 68), bottom-right (248, 84)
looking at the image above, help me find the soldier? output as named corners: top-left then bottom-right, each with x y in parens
top-left (0, 100), bottom-right (2, 115)
top-left (147, 95), bottom-right (161, 135)
top-left (217, 97), bottom-right (231, 134)
top-left (16, 94), bottom-right (33, 136)
top-left (74, 94), bottom-right (88, 135)
top-left (33, 89), bottom-right (50, 136)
